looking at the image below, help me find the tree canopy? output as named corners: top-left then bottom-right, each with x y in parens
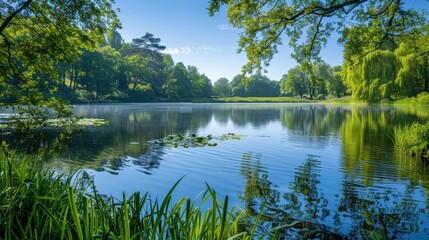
top-left (209, 0), bottom-right (427, 74)
top-left (0, 0), bottom-right (119, 126)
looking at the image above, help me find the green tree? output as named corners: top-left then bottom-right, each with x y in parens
top-left (107, 30), bottom-right (124, 51)
top-left (245, 75), bottom-right (279, 97)
top-left (345, 50), bottom-right (399, 101)
top-left (213, 78), bottom-right (231, 97)
top-left (230, 74), bottom-right (246, 97)
top-left (280, 66), bottom-right (309, 98)
top-left (122, 33), bottom-right (167, 97)
top-left (187, 65), bottom-right (212, 98)
top-left (164, 62), bottom-right (191, 99)
top-left (328, 66), bottom-right (346, 97)
top-left (187, 65), bottom-right (213, 98)
top-left (77, 46), bottom-right (120, 101)
top-left (394, 31), bottom-right (429, 96)
top-left (0, 0), bottom-right (118, 125)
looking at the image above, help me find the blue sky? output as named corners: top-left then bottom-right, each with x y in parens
top-left (113, 0), bottom-right (426, 82)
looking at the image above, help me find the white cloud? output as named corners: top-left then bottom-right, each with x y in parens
top-left (162, 47), bottom-right (192, 55)
top-left (162, 48), bottom-right (180, 55)
top-left (162, 46), bottom-right (218, 55)
top-left (217, 24), bottom-right (231, 30)
top-left (196, 46), bottom-right (217, 52)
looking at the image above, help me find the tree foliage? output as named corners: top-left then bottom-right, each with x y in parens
top-left (213, 78), bottom-right (232, 97)
top-left (209, 0), bottom-right (426, 76)
top-left (0, 0), bottom-right (119, 126)
top-left (280, 67), bottom-right (309, 98)
top-left (343, 26), bottom-right (429, 101)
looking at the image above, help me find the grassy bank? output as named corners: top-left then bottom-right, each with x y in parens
top-left (0, 150), bottom-right (285, 239)
top-left (393, 92), bottom-right (429, 105)
top-left (193, 96), bottom-right (315, 103)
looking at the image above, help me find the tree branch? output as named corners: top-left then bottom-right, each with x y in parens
top-left (0, 0), bottom-right (33, 35)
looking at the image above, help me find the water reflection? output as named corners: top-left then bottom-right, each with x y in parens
top-left (2, 103), bottom-right (429, 238)
top-left (240, 154), bottom-right (428, 238)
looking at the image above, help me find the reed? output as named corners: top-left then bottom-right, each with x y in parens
top-left (0, 150), bottom-right (284, 239)
top-left (394, 121), bottom-right (429, 162)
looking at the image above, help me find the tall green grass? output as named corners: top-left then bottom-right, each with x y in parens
top-left (394, 121), bottom-right (429, 162)
top-left (0, 150), bottom-right (286, 239)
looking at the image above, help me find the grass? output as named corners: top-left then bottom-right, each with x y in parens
top-left (0, 148), bottom-right (287, 239)
top-left (394, 121), bottom-right (429, 162)
top-left (394, 92), bottom-right (429, 105)
top-left (193, 96), bottom-right (314, 103)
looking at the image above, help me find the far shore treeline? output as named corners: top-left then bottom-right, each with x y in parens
top-left (1, 1), bottom-right (428, 118)
top-left (3, 27), bottom-right (429, 105)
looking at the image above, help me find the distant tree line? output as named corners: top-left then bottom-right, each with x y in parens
top-left (50, 31), bottom-right (213, 102)
top-left (213, 75), bottom-right (280, 98)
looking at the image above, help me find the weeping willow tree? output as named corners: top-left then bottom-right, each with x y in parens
top-left (394, 32), bottom-right (429, 97)
top-left (395, 53), bottom-right (423, 97)
top-left (345, 50), bottom-right (400, 101)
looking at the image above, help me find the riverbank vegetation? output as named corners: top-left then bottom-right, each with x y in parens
top-left (0, 150), bottom-right (289, 239)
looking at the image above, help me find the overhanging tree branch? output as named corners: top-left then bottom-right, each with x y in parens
top-left (0, 0), bottom-right (33, 35)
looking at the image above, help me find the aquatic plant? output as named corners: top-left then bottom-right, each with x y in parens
top-left (149, 133), bottom-right (240, 148)
top-left (394, 121), bottom-right (429, 161)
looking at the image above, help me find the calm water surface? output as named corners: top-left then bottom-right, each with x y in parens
top-left (15, 103), bottom-right (429, 238)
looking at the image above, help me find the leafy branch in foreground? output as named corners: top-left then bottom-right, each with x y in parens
top-left (0, 0), bottom-right (119, 127)
top-left (208, 0), bottom-right (426, 75)
top-left (149, 133), bottom-right (241, 148)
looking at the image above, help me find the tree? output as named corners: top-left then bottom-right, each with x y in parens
top-left (130, 32), bottom-right (166, 52)
top-left (0, 0), bottom-right (118, 126)
top-left (230, 74), bottom-right (246, 97)
top-left (122, 33), bottom-right (167, 97)
top-left (213, 78), bottom-right (231, 97)
top-left (187, 66), bottom-right (213, 98)
top-left (164, 62), bottom-right (191, 99)
top-left (246, 75), bottom-right (279, 97)
top-left (394, 31), bottom-right (429, 96)
top-left (77, 46), bottom-right (120, 101)
top-left (328, 66), bottom-right (347, 97)
top-left (209, 0), bottom-right (426, 75)
top-left (345, 50), bottom-right (399, 101)
top-left (107, 30), bottom-right (124, 51)
top-left (280, 67), bottom-right (309, 98)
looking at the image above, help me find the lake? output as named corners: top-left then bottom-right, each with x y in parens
top-left (7, 103), bottom-right (429, 238)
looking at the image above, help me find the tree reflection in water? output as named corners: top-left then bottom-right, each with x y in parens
top-left (85, 144), bottom-right (165, 175)
top-left (239, 154), bottom-right (425, 239)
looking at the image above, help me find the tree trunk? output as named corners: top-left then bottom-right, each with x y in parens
top-left (424, 57), bottom-right (428, 92)
top-left (69, 65), bottom-right (74, 90)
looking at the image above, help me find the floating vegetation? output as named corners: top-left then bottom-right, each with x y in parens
top-left (0, 117), bottom-right (109, 129)
top-left (48, 117), bottom-right (109, 127)
top-left (149, 133), bottom-right (241, 148)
